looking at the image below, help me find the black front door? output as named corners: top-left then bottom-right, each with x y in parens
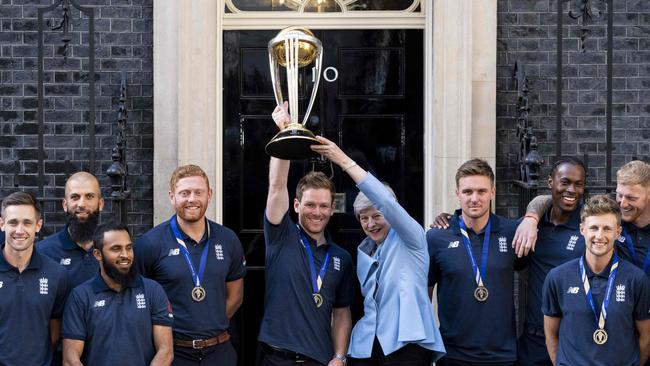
top-left (223, 29), bottom-right (423, 365)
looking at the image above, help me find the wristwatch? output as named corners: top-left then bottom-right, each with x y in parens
top-left (333, 353), bottom-right (347, 364)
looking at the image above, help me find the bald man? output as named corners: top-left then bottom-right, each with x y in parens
top-left (38, 172), bottom-right (105, 288)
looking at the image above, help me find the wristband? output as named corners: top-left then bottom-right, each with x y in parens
top-left (342, 161), bottom-right (357, 172)
top-left (333, 353), bottom-right (347, 364)
top-left (524, 213), bottom-right (539, 222)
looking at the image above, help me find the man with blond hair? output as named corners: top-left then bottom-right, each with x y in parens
top-left (542, 194), bottom-right (650, 366)
top-left (135, 164), bottom-right (246, 366)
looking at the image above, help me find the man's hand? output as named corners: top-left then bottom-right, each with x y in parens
top-left (429, 213), bottom-right (452, 229)
top-left (271, 101), bottom-right (290, 130)
top-left (512, 216), bottom-right (538, 257)
top-left (327, 356), bottom-right (346, 366)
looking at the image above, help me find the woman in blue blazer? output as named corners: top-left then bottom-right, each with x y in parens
top-left (311, 137), bottom-right (445, 366)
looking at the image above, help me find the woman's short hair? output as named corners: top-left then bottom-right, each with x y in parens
top-left (353, 181), bottom-right (396, 218)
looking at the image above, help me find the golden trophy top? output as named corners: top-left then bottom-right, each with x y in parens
top-left (269, 27), bottom-right (321, 68)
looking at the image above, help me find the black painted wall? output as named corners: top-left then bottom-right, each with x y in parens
top-left (496, 0), bottom-right (650, 217)
top-left (0, 0), bottom-right (153, 237)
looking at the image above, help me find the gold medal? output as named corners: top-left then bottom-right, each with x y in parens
top-left (593, 329), bottom-right (608, 345)
top-left (474, 286), bottom-right (489, 301)
top-left (313, 293), bottom-right (323, 307)
top-left (192, 286), bottom-right (206, 302)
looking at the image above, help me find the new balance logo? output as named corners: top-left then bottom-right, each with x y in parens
top-left (94, 300), bottom-right (106, 308)
top-left (567, 287), bottom-right (580, 294)
top-left (168, 248), bottom-right (180, 256)
top-left (448, 241), bottom-right (459, 248)
top-left (39, 278), bottom-right (49, 295)
top-left (136, 293), bottom-right (146, 309)
top-left (0, 281), bottom-right (3, 288)
top-left (618, 235), bottom-right (626, 243)
top-left (59, 258), bottom-right (71, 266)
top-left (616, 284), bottom-right (626, 302)
top-left (214, 244), bottom-right (224, 260)
top-left (566, 235), bottom-right (578, 251)
top-left (333, 256), bottom-right (341, 271)
top-left (498, 236), bottom-right (508, 253)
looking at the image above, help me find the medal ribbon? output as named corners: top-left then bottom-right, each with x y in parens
top-left (579, 254), bottom-right (619, 331)
top-left (297, 225), bottom-right (331, 294)
top-left (619, 227), bottom-right (650, 273)
top-left (459, 217), bottom-right (491, 288)
top-left (170, 215), bottom-right (209, 288)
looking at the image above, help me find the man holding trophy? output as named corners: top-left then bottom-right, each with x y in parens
top-left (258, 28), bottom-right (354, 366)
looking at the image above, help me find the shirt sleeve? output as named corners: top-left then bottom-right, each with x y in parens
top-left (226, 231), bottom-right (247, 282)
top-left (134, 235), bottom-right (158, 278)
top-left (541, 270), bottom-right (562, 317)
top-left (51, 269), bottom-right (69, 319)
top-left (149, 282), bottom-right (174, 327)
top-left (426, 230), bottom-right (440, 287)
top-left (333, 254), bottom-right (355, 308)
top-left (263, 212), bottom-right (294, 263)
top-left (61, 289), bottom-right (88, 341)
top-left (633, 272), bottom-right (650, 321)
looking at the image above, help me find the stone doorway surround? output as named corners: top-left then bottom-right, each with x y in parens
top-left (152, 0), bottom-right (497, 225)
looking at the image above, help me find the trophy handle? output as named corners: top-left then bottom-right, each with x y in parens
top-left (302, 47), bottom-right (322, 126)
top-left (268, 52), bottom-right (284, 107)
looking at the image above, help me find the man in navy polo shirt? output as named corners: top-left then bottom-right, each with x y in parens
top-left (261, 103), bottom-right (354, 366)
top-left (38, 171), bottom-right (104, 288)
top-left (516, 158), bottom-right (587, 366)
top-left (427, 159), bottom-right (519, 366)
top-left (0, 191), bottom-right (68, 366)
top-left (135, 164), bottom-right (246, 366)
top-left (62, 221), bottom-right (173, 366)
top-left (542, 194), bottom-right (650, 365)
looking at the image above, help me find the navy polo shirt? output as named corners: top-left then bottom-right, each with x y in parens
top-left (616, 221), bottom-right (650, 274)
top-left (522, 205), bottom-right (584, 329)
top-left (259, 212), bottom-right (354, 365)
top-left (0, 246), bottom-right (68, 366)
top-left (542, 256), bottom-right (650, 366)
top-left (427, 210), bottom-right (519, 363)
top-left (37, 227), bottom-right (99, 289)
top-left (62, 274), bottom-right (173, 366)
top-left (134, 217), bottom-right (246, 339)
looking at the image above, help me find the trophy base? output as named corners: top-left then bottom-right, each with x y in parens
top-left (265, 128), bottom-right (321, 160)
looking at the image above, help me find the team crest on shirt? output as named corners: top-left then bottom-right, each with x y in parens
top-left (448, 241), bottom-right (459, 249)
top-left (136, 293), bottom-right (146, 309)
top-left (498, 237), bottom-right (508, 252)
top-left (168, 248), bottom-right (180, 257)
top-left (566, 235), bottom-right (578, 251)
top-left (567, 286), bottom-right (580, 294)
top-left (59, 258), bottom-right (71, 266)
top-left (0, 281), bottom-right (3, 288)
top-left (616, 284), bottom-right (626, 302)
top-left (39, 278), bottom-right (49, 295)
top-left (333, 256), bottom-right (341, 271)
top-left (214, 244), bottom-right (224, 260)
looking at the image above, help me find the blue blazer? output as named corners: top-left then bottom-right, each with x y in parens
top-left (348, 173), bottom-right (445, 360)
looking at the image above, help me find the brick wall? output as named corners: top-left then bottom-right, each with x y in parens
top-left (0, 0), bottom-right (153, 237)
top-left (496, 0), bottom-right (650, 217)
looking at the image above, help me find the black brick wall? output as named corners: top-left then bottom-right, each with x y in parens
top-left (496, 0), bottom-right (650, 217)
top-left (0, 0), bottom-right (153, 237)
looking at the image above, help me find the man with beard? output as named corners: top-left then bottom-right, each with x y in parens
top-left (38, 172), bottom-right (104, 288)
top-left (135, 164), bottom-right (246, 366)
top-left (62, 221), bottom-right (174, 366)
top-left (0, 192), bottom-right (68, 366)
top-left (427, 159), bottom-right (520, 366)
top-left (260, 104), bottom-right (354, 366)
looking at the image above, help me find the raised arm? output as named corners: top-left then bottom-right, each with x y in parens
top-left (265, 102), bottom-right (291, 225)
top-left (311, 136), bottom-right (424, 248)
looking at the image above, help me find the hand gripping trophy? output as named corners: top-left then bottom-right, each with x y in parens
top-left (265, 27), bottom-right (323, 160)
